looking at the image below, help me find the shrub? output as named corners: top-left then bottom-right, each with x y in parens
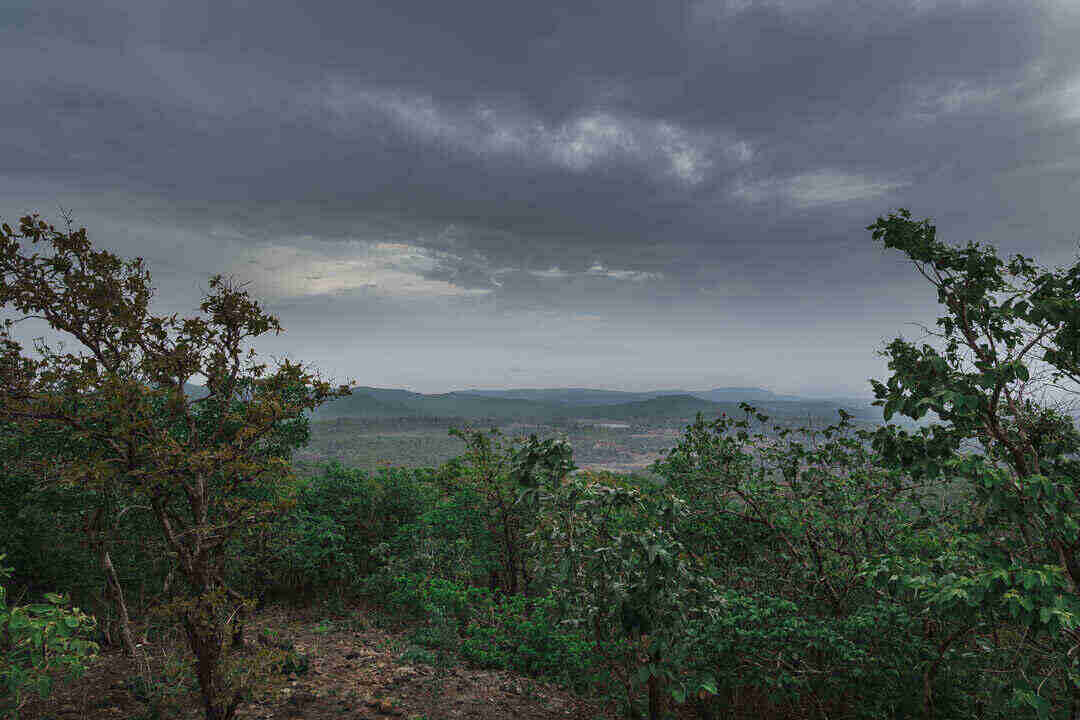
top-left (239, 463), bottom-right (435, 597)
top-left (0, 558), bottom-right (99, 718)
top-left (461, 594), bottom-right (594, 686)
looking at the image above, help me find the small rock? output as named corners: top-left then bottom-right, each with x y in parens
top-left (287, 690), bottom-right (318, 708)
top-left (364, 697), bottom-right (404, 716)
top-left (389, 667), bottom-right (417, 686)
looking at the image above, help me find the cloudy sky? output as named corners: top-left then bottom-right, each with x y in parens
top-left (3, 0), bottom-right (1080, 397)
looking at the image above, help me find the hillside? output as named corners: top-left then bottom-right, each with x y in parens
top-left (308, 386), bottom-right (876, 423)
top-left (458, 386), bottom-right (806, 405)
top-left (179, 382), bottom-right (877, 426)
top-left (570, 393), bottom-right (724, 420)
top-left (311, 387), bottom-right (561, 421)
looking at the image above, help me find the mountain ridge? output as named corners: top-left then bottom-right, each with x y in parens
top-left (179, 383), bottom-right (877, 422)
top-left (454, 386), bottom-right (806, 405)
top-left (310, 386), bottom-right (875, 422)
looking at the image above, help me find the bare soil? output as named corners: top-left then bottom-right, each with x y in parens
top-left (23, 603), bottom-right (612, 720)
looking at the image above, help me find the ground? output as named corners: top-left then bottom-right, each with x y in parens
top-left (23, 602), bottom-right (612, 720)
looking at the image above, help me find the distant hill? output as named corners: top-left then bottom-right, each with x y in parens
top-left (311, 387), bottom-right (548, 421)
top-left (310, 386), bottom-right (877, 423)
top-left (571, 394), bottom-right (724, 421)
top-left (184, 382), bottom-right (209, 400)
top-left (690, 387), bottom-right (804, 403)
top-left (457, 386), bottom-right (808, 405)
top-left (455, 388), bottom-right (667, 405)
top-left (180, 382), bottom-right (878, 423)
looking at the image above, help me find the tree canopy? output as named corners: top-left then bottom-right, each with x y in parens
top-left (0, 214), bottom-right (350, 720)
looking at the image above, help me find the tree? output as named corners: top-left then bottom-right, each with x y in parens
top-left (445, 427), bottom-right (575, 595)
top-left (529, 477), bottom-right (713, 720)
top-left (869, 209), bottom-right (1080, 716)
top-left (0, 214), bottom-right (350, 720)
top-left (653, 406), bottom-right (956, 717)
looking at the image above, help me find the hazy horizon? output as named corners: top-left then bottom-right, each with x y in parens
top-left (185, 379), bottom-right (875, 401)
top-left (3, 1), bottom-right (1079, 398)
top-left (363, 384), bottom-right (875, 401)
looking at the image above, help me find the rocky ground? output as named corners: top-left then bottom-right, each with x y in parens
top-left (24, 603), bottom-right (611, 720)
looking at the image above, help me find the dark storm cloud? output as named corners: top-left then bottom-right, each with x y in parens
top-left (2, 0), bottom-right (1079, 394)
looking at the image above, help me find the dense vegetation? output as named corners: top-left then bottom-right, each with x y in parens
top-left (4, 209), bottom-right (1080, 719)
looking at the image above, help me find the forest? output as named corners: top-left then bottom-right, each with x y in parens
top-left (3, 208), bottom-right (1080, 719)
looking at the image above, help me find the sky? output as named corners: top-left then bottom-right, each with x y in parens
top-left (2, 0), bottom-right (1080, 398)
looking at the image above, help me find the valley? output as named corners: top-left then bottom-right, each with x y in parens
top-left (294, 386), bottom-right (879, 476)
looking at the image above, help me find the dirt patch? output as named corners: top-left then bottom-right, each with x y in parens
top-left (22, 603), bottom-right (611, 720)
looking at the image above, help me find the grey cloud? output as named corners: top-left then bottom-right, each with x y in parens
top-left (312, 80), bottom-right (750, 184)
top-left (2, 0), bottom-right (1079, 395)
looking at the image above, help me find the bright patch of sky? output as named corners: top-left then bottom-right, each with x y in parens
top-left (314, 80), bottom-right (748, 185)
top-left (732, 170), bottom-right (908, 208)
top-left (232, 241), bottom-right (493, 299)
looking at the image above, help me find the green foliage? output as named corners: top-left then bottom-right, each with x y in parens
top-left (384, 574), bottom-right (489, 630)
top-left (460, 594), bottom-right (594, 684)
top-left (864, 208), bottom-right (1080, 715)
top-left (380, 573), bottom-right (594, 687)
top-left (0, 418), bottom-right (168, 632)
top-left (379, 427), bottom-right (576, 596)
top-left (397, 644), bottom-right (439, 667)
top-left (352, 211), bottom-right (1080, 717)
top-left (0, 214), bottom-right (349, 720)
top-left (527, 477), bottom-right (712, 717)
top-left (12, 207), bottom-right (1080, 719)
top-left (0, 558), bottom-right (99, 718)
top-left (377, 487), bottom-right (500, 588)
top-left (124, 648), bottom-right (194, 720)
top-left (648, 407), bottom-right (946, 712)
top-left (240, 463), bottom-right (435, 597)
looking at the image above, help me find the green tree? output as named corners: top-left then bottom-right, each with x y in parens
top-left (654, 406), bottom-right (957, 717)
top-left (0, 214), bottom-right (350, 720)
top-left (443, 428), bottom-right (575, 595)
top-left (529, 476), bottom-right (715, 719)
top-left (869, 209), bottom-right (1080, 716)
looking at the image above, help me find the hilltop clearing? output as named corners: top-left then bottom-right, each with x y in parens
top-left (22, 603), bottom-right (611, 720)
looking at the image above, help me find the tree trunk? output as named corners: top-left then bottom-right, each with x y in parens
top-left (520, 552), bottom-right (532, 595)
top-left (101, 550), bottom-right (138, 657)
top-left (648, 674), bottom-right (664, 720)
top-left (185, 599), bottom-right (239, 720)
top-left (506, 546), bottom-right (518, 595)
top-left (86, 503), bottom-right (137, 657)
top-left (923, 669), bottom-right (934, 720)
top-left (231, 606), bottom-right (245, 649)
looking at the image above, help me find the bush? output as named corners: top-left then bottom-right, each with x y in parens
top-left (378, 488), bottom-right (500, 588)
top-left (240, 463), bottom-right (436, 596)
top-left (461, 594), bottom-right (594, 685)
top-left (0, 558), bottom-right (99, 718)
top-left (0, 424), bottom-right (168, 630)
top-left (377, 573), bottom-right (594, 685)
